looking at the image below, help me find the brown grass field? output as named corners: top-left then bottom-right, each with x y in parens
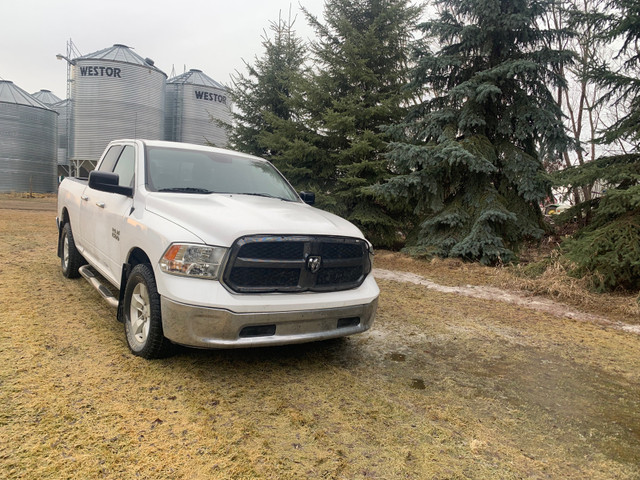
top-left (1, 194), bottom-right (639, 479)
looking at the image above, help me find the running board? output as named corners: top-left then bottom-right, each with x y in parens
top-left (79, 265), bottom-right (119, 308)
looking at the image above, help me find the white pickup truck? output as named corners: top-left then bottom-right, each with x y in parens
top-left (57, 139), bottom-right (379, 358)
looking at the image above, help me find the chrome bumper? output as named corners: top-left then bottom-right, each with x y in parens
top-left (160, 297), bottom-right (378, 349)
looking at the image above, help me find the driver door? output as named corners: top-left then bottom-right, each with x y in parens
top-left (93, 145), bottom-right (135, 284)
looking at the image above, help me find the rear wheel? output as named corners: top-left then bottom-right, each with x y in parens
top-left (61, 223), bottom-right (85, 278)
top-left (123, 264), bottom-right (173, 359)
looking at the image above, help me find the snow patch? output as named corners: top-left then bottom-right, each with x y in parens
top-left (373, 268), bottom-right (639, 336)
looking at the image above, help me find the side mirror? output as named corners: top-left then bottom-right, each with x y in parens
top-left (88, 171), bottom-right (133, 197)
top-left (299, 191), bottom-right (315, 206)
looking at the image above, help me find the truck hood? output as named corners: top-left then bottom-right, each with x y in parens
top-left (144, 193), bottom-right (365, 246)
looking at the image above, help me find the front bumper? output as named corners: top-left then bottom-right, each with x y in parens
top-left (161, 296), bottom-right (378, 349)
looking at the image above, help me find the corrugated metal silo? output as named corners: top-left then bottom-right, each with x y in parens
top-left (52, 99), bottom-right (71, 167)
top-left (0, 80), bottom-right (58, 193)
top-left (165, 69), bottom-right (230, 147)
top-left (31, 91), bottom-right (69, 168)
top-left (71, 44), bottom-right (166, 164)
top-left (32, 89), bottom-right (63, 105)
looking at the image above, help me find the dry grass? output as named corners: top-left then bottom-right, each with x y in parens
top-left (0, 192), bottom-right (57, 199)
top-left (374, 249), bottom-right (640, 325)
top-left (504, 253), bottom-right (640, 322)
top-left (1, 199), bottom-right (640, 479)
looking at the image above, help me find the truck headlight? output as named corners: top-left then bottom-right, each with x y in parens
top-left (159, 244), bottom-right (228, 280)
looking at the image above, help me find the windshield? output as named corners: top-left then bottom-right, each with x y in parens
top-left (145, 146), bottom-right (300, 202)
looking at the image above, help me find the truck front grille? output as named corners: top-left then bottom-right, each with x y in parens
top-left (223, 235), bottom-right (372, 293)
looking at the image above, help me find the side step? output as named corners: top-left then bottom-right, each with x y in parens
top-left (79, 265), bottom-right (119, 308)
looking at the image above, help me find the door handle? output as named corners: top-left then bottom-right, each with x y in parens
top-left (96, 202), bottom-right (105, 208)
top-left (81, 195), bottom-right (88, 201)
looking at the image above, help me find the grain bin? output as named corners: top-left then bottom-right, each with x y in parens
top-left (71, 44), bottom-right (166, 165)
top-left (32, 89), bottom-right (62, 105)
top-left (0, 80), bottom-right (57, 193)
top-left (52, 99), bottom-right (71, 168)
top-left (165, 69), bottom-right (230, 147)
top-left (31, 90), bottom-right (69, 168)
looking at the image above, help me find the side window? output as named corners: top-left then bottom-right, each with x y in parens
top-left (113, 146), bottom-right (135, 187)
top-left (97, 145), bottom-right (124, 173)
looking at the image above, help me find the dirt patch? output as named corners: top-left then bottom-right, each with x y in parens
top-left (1, 206), bottom-right (639, 479)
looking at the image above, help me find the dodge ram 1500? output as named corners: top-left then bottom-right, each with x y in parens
top-left (57, 139), bottom-right (379, 358)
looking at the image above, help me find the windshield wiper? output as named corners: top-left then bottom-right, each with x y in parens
top-left (236, 192), bottom-right (295, 202)
top-left (158, 187), bottom-right (214, 194)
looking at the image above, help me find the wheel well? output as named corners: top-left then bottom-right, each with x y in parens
top-left (118, 248), bottom-right (153, 322)
top-left (127, 248), bottom-right (151, 268)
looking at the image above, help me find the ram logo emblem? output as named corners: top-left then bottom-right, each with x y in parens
top-left (306, 255), bottom-right (322, 274)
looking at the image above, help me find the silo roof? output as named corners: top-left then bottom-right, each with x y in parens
top-left (168, 69), bottom-right (225, 89)
top-left (0, 80), bottom-right (53, 111)
top-left (76, 44), bottom-right (166, 76)
top-left (52, 98), bottom-right (70, 108)
top-left (32, 89), bottom-right (62, 105)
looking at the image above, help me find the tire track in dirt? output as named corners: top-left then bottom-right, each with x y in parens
top-left (374, 268), bottom-right (640, 335)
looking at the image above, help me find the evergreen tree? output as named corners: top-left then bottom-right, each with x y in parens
top-left (591, 0), bottom-right (640, 146)
top-left (227, 13), bottom-right (309, 160)
top-left (376, 0), bottom-right (572, 264)
top-left (301, 0), bottom-right (422, 247)
top-left (552, 0), bottom-right (640, 291)
top-left (227, 10), bottom-right (354, 203)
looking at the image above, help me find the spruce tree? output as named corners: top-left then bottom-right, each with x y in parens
top-left (227, 13), bottom-right (309, 160)
top-left (301, 0), bottom-right (422, 247)
top-left (227, 11), bottom-right (351, 202)
top-left (552, 0), bottom-right (640, 291)
top-left (376, 0), bottom-right (572, 264)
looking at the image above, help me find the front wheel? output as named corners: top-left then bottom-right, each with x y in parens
top-left (123, 264), bottom-right (173, 359)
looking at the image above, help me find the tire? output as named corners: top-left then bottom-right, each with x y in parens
top-left (61, 222), bottom-right (85, 278)
top-left (123, 264), bottom-right (173, 359)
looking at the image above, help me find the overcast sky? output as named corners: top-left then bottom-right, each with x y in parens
top-left (1, 0), bottom-right (325, 99)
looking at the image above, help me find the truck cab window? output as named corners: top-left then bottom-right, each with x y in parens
top-left (98, 145), bottom-right (124, 173)
top-left (113, 146), bottom-right (135, 187)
